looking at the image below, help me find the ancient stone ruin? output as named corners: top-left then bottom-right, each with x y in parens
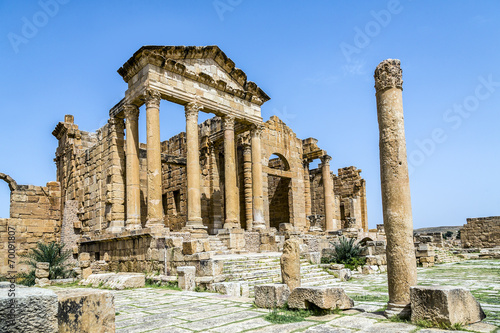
top-left (0, 45), bottom-right (377, 278)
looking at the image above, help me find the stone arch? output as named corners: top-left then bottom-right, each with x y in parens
top-left (0, 173), bottom-right (18, 192)
top-left (267, 153), bottom-right (290, 171)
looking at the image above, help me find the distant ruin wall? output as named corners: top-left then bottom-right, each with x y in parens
top-left (461, 216), bottom-right (500, 248)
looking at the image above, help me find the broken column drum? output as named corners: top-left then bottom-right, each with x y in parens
top-left (374, 59), bottom-right (417, 318)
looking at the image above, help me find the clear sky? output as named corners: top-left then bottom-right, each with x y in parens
top-left (1, 1), bottom-right (499, 229)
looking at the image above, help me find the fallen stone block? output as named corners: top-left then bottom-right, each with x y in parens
top-left (183, 240), bottom-right (204, 255)
top-left (80, 272), bottom-right (145, 290)
top-left (304, 252), bottom-right (321, 264)
top-left (240, 282), bottom-right (250, 298)
top-left (212, 282), bottom-right (241, 297)
top-left (254, 284), bottom-right (290, 308)
top-left (281, 238), bottom-right (301, 291)
top-left (288, 287), bottom-right (354, 310)
top-left (339, 268), bottom-right (352, 281)
top-left (0, 286), bottom-right (58, 332)
top-left (410, 286), bottom-right (486, 325)
top-left (177, 266), bottom-right (196, 291)
top-left (56, 288), bottom-right (115, 333)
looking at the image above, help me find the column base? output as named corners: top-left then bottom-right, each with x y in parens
top-left (125, 221), bottom-right (142, 231)
top-left (186, 218), bottom-right (207, 229)
top-left (252, 222), bottom-right (266, 232)
top-left (107, 221), bottom-right (125, 234)
top-left (223, 219), bottom-right (240, 229)
top-left (384, 302), bottom-right (411, 319)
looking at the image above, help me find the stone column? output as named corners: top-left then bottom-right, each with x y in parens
top-left (303, 160), bottom-right (312, 218)
top-left (124, 105), bottom-right (141, 230)
top-left (242, 143), bottom-right (253, 230)
top-left (185, 101), bottom-right (205, 229)
top-left (321, 155), bottom-right (335, 231)
top-left (144, 89), bottom-right (163, 227)
top-left (222, 115), bottom-right (239, 229)
top-left (251, 125), bottom-right (266, 231)
top-left (374, 59), bottom-right (417, 318)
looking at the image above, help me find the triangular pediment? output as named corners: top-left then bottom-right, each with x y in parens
top-left (118, 46), bottom-right (270, 105)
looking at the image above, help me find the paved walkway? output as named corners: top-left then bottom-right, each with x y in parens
top-left (113, 259), bottom-right (500, 333)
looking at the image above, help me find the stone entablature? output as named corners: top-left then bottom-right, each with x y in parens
top-left (462, 216), bottom-right (500, 248)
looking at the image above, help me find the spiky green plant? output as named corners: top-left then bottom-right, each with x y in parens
top-left (19, 241), bottom-right (72, 286)
top-left (323, 236), bottom-right (366, 269)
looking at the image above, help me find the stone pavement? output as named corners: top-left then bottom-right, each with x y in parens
top-left (52, 259), bottom-right (500, 332)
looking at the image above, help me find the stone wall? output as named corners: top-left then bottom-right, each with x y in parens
top-left (309, 166), bottom-right (368, 231)
top-left (462, 216), bottom-right (500, 248)
top-left (0, 181), bottom-right (61, 275)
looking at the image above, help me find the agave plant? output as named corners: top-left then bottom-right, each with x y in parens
top-left (19, 241), bottom-right (72, 286)
top-left (332, 236), bottom-right (363, 263)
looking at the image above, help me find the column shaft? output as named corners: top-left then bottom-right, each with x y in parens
top-left (243, 144), bottom-right (253, 230)
top-left (321, 155), bottom-right (335, 231)
top-left (144, 89), bottom-right (163, 226)
top-left (375, 59), bottom-right (417, 318)
top-left (223, 115), bottom-right (239, 229)
top-left (251, 125), bottom-right (266, 230)
top-left (303, 160), bottom-right (312, 218)
top-left (124, 105), bottom-right (141, 230)
top-left (185, 102), bottom-right (204, 228)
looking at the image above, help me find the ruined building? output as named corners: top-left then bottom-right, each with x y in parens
top-left (1, 46), bottom-right (370, 275)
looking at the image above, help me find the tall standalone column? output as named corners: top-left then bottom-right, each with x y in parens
top-left (144, 89), bottom-right (163, 227)
top-left (222, 115), bottom-right (239, 229)
top-left (185, 101), bottom-right (205, 229)
top-left (251, 125), bottom-right (266, 230)
top-left (321, 155), bottom-right (335, 231)
top-left (374, 59), bottom-right (417, 318)
top-left (124, 104), bottom-right (141, 230)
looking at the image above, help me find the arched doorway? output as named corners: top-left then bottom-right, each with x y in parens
top-left (267, 154), bottom-right (292, 229)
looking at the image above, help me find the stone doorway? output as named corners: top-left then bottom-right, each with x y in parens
top-left (267, 154), bottom-right (292, 229)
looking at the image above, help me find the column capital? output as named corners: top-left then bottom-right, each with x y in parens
top-left (320, 154), bottom-right (332, 165)
top-left (374, 59), bottom-right (403, 92)
top-left (144, 88), bottom-right (161, 108)
top-left (185, 101), bottom-right (202, 120)
top-left (222, 115), bottom-right (235, 131)
top-left (251, 124), bottom-right (265, 138)
top-left (123, 104), bottom-right (139, 120)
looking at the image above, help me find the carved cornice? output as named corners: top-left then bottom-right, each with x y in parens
top-left (374, 59), bottom-right (403, 92)
top-left (222, 115), bottom-right (235, 131)
top-left (123, 104), bottom-right (139, 120)
top-left (143, 89), bottom-right (161, 109)
top-left (118, 46), bottom-right (270, 106)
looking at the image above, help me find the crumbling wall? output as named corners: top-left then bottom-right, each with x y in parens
top-left (0, 181), bottom-right (61, 275)
top-left (53, 116), bottom-right (126, 237)
top-left (333, 166), bottom-right (368, 231)
top-left (462, 216), bottom-right (500, 248)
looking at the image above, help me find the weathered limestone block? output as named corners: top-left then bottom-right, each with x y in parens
top-left (82, 267), bottom-right (93, 279)
top-left (80, 273), bottom-right (145, 290)
top-left (35, 278), bottom-right (51, 287)
top-left (79, 252), bottom-right (90, 261)
top-left (177, 266), bottom-right (196, 291)
top-left (240, 282), bottom-right (250, 298)
top-left (182, 240), bottom-right (204, 255)
top-left (198, 259), bottom-right (223, 277)
top-left (410, 286), bottom-right (486, 325)
top-left (212, 282), bottom-right (241, 297)
top-left (56, 288), bottom-right (115, 333)
top-left (254, 284), bottom-right (290, 308)
top-left (0, 286), bottom-right (58, 332)
top-left (281, 239), bottom-right (301, 291)
top-left (305, 252), bottom-right (321, 264)
top-left (165, 237), bottom-right (183, 248)
top-left (339, 268), bottom-right (352, 282)
top-left (36, 262), bottom-right (50, 270)
top-left (288, 287), bottom-right (354, 310)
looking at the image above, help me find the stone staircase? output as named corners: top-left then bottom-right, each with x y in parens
top-left (208, 235), bottom-right (230, 254)
top-left (218, 253), bottom-right (341, 296)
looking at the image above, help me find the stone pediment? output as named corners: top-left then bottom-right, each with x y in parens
top-left (118, 46), bottom-right (270, 106)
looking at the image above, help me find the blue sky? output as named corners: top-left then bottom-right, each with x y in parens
top-left (0, 1), bottom-right (499, 229)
